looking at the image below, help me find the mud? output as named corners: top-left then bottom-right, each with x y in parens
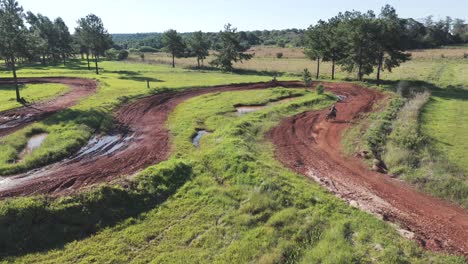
top-left (0, 81), bottom-right (303, 198)
top-left (268, 82), bottom-right (468, 257)
top-left (0, 77), bottom-right (97, 138)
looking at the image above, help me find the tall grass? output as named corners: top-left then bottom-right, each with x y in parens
top-left (384, 91), bottom-right (468, 208)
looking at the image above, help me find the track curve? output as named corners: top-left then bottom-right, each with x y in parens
top-left (0, 81), bottom-right (303, 198)
top-left (268, 82), bottom-right (468, 256)
top-left (0, 77), bottom-right (97, 137)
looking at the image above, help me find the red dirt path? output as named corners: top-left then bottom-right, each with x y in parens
top-left (0, 77), bottom-right (97, 137)
top-left (0, 81), bottom-right (302, 198)
top-left (268, 82), bottom-right (468, 257)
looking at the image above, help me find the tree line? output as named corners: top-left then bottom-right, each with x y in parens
top-left (0, 0), bottom-right (112, 101)
top-left (305, 5), bottom-right (414, 84)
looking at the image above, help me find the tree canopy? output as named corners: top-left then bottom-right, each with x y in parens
top-left (210, 24), bottom-right (253, 72)
top-left (162, 29), bottom-right (186, 68)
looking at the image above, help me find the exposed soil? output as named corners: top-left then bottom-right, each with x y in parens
top-left (0, 81), bottom-right (302, 197)
top-left (0, 77), bottom-right (97, 137)
top-left (268, 82), bottom-right (468, 257)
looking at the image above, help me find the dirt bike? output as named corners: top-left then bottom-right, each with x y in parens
top-left (326, 111), bottom-right (336, 121)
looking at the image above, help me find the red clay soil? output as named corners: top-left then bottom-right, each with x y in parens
top-left (0, 81), bottom-right (302, 198)
top-left (268, 82), bottom-right (468, 257)
top-left (0, 77), bottom-right (97, 137)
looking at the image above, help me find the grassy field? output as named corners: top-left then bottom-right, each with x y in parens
top-left (4, 89), bottom-right (463, 263)
top-left (0, 60), bottom-right (276, 174)
top-left (0, 83), bottom-right (69, 112)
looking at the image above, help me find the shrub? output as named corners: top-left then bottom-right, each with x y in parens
top-left (139, 46), bottom-right (159, 53)
top-left (105, 49), bottom-right (129, 61)
top-left (316, 84), bottom-right (325, 95)
top-left (302, 69), bottom-right (312, 87)
top-left (276, 52), bottom-right (283, 59)
top-left (464, 53), bottom-right (468, 59)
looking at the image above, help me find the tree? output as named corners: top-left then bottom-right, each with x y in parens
top-left (338, 11), bottom-right (379, 81)
top-left (322, 16), bottom-right (346, 80)
top-left (304, 20), bottom-right (327, 79)
top-left (76, 14), bottom-right (112, 74)
top-left (210, 24), bottom-right (253, 72)
top-left (374, 5), bottom-right (411, 85)
top-left (54, 17), bottom-right (73, 65)
top-left (188, 31), bottom-right (210, 68)
top-left (162, 29), bottom-right (185, 68)
top-left (0, 0), bottom-right (29, 102)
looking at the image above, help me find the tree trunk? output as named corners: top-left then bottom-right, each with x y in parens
top-left (95, 54), bottom-right (99, 75)
top-left (197, 57), bottom-right (200, 68)
top-left (11, 57), bottom-right (21, 103)
top-left (63, 53), bottom-right (66, 66)
top-left (332, 58), bottom-right (336, 80)
top-left (316, 57), bottom-right (320, 79)
top-left (172, 54), bottom-right (175, 68)
top-left (376, 53), bottom-right (383, 86)
top-left (86, 53), bottom-right (91, 70)
top-left (81, 52), bottom-right (84, 60)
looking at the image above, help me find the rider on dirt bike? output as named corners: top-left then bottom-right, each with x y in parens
top-left (330, 104), bottom-right (337, 116)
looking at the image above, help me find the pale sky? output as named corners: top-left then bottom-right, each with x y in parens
top-left (17, 0), bottom-right (468, 33)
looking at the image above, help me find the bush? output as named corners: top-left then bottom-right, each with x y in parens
top-left (464, 53), bottom-right (468, 59)
top-left (302, 69), bottom-right (312, 87)
top-left (316, 84), bottom-right (325, 95)
top-left (276, 52), bottom-right (283, 59)
top-left (105, 49), bottom-right (129, 61)
top-left (139, 46), bottom-right (159, 53)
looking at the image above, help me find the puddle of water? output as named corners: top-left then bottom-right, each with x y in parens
top-left (193, 130), bottom-right (210, 147)
top-left (73, 134), bottom-right (134, 159)
top-left (235, 97), bottom-right (300, 116)
top-left (17, 133), bottom-right (48, 161)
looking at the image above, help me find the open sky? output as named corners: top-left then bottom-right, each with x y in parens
top-left (18, 0), bottom-right (468, 33)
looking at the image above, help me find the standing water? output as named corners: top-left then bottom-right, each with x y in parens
top-left (18, 133), bottom-right (48, 161)
top-left (193, 130), bottom-right (210, 148)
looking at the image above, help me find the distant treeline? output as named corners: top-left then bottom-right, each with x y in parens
top-left (113, 16), bottom-right (468, 52)
top-left (113, 29), bottom-right (306, 51)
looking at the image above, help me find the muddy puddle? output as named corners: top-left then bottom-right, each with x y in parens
top-left (17, 133), bottom-right (48, 161)
top-left (235, 97), bottom-right (299, 116)
top-left (73, 134), bottom-right (134, 159)
top-left (192, 130), bottom-right (210, 147)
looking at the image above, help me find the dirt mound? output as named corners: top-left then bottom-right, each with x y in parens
top-left (0, 81), bottom-right (301, 197)
top-left (268, 82), bottom-right (468, 256)
top-left (0, 77), bottom-right (97, 137)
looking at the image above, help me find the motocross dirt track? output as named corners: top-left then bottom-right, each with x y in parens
top-left (0, 81), bottom-right (302, 198)
top-left (268, 82), bottom-right (468, 256)
top-left (0, 77), bottom-right (97, 137)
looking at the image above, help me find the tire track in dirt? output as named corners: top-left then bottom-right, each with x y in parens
top-left (268, 82), bottom-right (468, 257)
top-left (0, 81), bottom-right (303, 198)
top-left (0, 77), bottom-right (97, 137)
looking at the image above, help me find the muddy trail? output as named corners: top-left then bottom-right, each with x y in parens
top-left (268, 82), bottom-right (468, 257)
top-left (0, 81), bottom-right (303, 198)
top-left (0, 77), bottom-right (97, 137)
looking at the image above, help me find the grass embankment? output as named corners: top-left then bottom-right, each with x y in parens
top-left (0, 60), bottom-right (275, 175)
top-left (3, 89), bottom-right (463, 263)
top-left (383, 91), bottom-right (468, 208)
top-left (0, 83), bottom-right (69, 112)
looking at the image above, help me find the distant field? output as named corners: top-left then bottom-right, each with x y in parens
top-left (0, 83), bottom-right (69, 112)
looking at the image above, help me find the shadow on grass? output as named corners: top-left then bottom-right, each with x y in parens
top-left (0, 159), bottom-right (192, 259)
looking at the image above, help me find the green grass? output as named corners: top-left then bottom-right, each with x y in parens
top-left (3, 89), bottom-right (463, 263)
top-left (0, 60), bottom-right (278, 174)
top-left (0, 83), bottom-right (69, 112)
